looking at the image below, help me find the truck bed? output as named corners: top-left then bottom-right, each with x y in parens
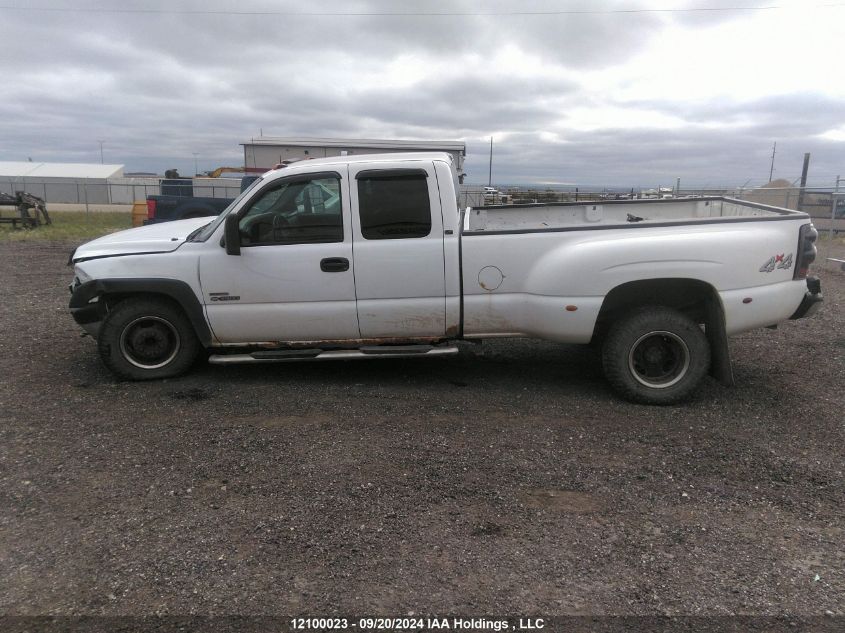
top-left (459, 196), bottom-right (811, 344)
top-left (465, 197), bottom-right (798, 233)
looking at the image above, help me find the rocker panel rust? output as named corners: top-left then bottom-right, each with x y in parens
top-left (211, 336), bottom-right (451, 350)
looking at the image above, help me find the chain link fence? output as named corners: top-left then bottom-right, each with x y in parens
top-left (460, 182), bottom-right (845, 231)
top-left (0, 177), bottom-right (243, 207)
top-left (3, 176), bottom-right (843, 233)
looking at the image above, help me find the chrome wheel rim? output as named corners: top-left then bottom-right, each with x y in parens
top-left (628, 330), bottom-right (690, 388)
top-left (119, 316), bottom-right (181, 369)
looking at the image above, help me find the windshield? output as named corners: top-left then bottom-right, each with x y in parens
top-left (189, 176), bottom-right (265, 242)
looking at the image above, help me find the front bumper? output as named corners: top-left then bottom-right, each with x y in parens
top-left (789, 276), bottom-right (822, 320)
top-left (69, 279), bottom-right (106, 337)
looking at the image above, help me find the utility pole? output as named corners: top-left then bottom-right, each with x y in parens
top-left (796, 152), bottom-right (810, 211)
top-left (97, 140), bottom-right (105, 164)
top-left (192, 152), bottom-right (199, 176)
top-left (488, 137), bottom-right (493, 187)
top-left (768, 141), bottom-right (776, 182)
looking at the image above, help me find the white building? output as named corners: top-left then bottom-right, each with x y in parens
top-left (0, 161), bottom-right (124, 204)
top-left (242, 137), bottom-right (466, 181)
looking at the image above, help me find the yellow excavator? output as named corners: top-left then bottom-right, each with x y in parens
top-left (205, 160), bottom-right (308, 177)
top-left (205, 166), bottom-right (246, 178)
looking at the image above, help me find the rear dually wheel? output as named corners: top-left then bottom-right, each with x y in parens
top-left (601, 306), bottom-right (710, 405)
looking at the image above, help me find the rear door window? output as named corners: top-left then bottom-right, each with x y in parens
top-left (357, 172), bottom-right (431, 240)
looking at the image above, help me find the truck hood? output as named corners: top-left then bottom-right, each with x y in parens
top-left (71, 217), bottom-right (211, 262)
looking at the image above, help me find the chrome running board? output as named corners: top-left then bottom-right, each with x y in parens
top-left (208, 344), bottom-right (459, 365)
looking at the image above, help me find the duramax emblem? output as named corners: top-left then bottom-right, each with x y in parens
top-left (209, 292), bottom-right (240, 301)
top-left (759, 253), bottom-right (793, 273)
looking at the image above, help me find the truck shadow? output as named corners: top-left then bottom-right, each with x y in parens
top-left (192, 339), bottom-right (608, 399)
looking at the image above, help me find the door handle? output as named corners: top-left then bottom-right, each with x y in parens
top-left (320, 257), bottom-right (349, 272)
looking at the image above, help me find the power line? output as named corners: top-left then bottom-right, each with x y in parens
top-left (0, 3), bottom-right (844, 16)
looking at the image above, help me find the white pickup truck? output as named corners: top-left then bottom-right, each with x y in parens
top-left (69, 152), bottom-right (821, 404)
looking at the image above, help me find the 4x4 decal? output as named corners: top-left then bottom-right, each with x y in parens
top-left (759, 253), bottom-right (793, 273)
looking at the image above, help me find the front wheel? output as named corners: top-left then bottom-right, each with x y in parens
top-left (98, 297), bottom-right (199, 380)
top-left (601, 306), bottom-right (710, 405)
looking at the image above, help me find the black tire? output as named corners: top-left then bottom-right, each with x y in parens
top-left (601, 306), bottom-right (710, 405)
top-left (97, 297), bottom-right (199, 380)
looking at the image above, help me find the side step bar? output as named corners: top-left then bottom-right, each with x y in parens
top-left (208, 344), bottom-right (459, 365)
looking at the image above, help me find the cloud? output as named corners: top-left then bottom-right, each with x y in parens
top-left (0, 0), bottom-right (842, 185)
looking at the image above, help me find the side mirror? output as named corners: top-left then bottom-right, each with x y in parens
top-left (224, 214), bottom-right (241, 256)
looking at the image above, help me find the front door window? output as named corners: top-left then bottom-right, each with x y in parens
top-left (239, 176), bottom-right (343, 246)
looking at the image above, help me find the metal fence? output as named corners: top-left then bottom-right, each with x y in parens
top-left (0, 177), bottom-right (243, 206)
top-left (3, 176), bottom-right (843, 232)
top-left (461, 183), bottom-right (845, 219)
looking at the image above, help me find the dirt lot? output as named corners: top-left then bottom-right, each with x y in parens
top-left (1, 240), bottom-right (844, 623)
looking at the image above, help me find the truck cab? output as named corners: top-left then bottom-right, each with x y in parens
top-left (201, 155), bottom-right (458, 343)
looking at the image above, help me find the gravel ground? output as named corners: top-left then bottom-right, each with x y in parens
top-left (0, 240), bottom-right (843, 623)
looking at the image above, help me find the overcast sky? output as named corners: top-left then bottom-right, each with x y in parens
top-left (1, 0), bottom-right (843, 187)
